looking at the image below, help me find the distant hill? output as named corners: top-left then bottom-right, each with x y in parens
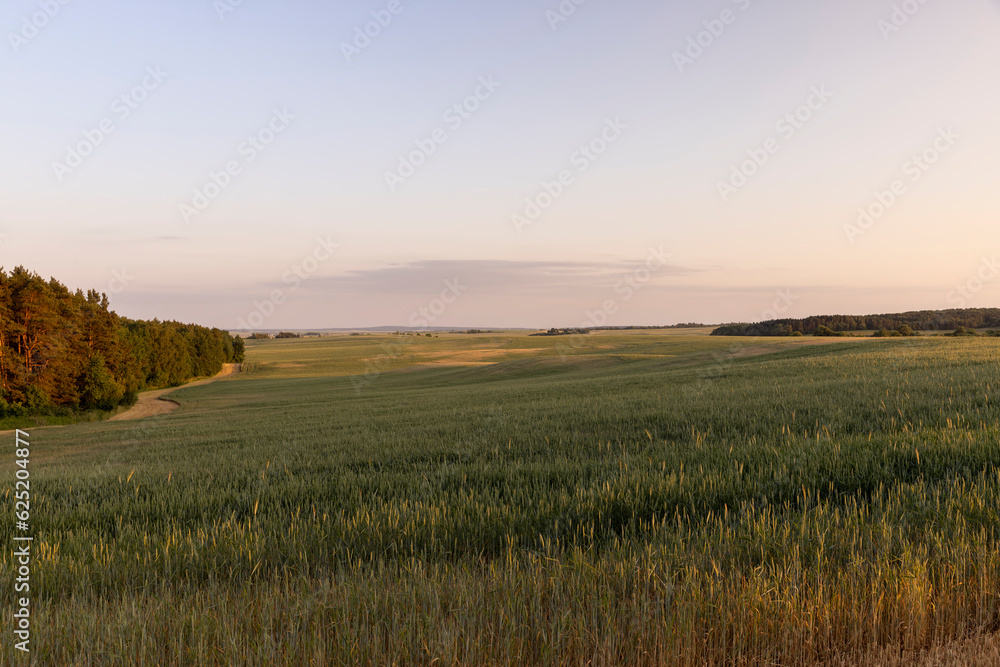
top-left (712, 308), bottom-right (1000, 337)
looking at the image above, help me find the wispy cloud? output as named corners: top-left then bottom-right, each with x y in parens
top-left (305, 258), bottom-right (695, 295)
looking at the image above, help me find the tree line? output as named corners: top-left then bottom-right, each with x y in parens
top-left (592, 324), bottom-right (707, 330)
top-left (712, 308), bottom-right (1000, 337)
top-left (531, 328), bottom-right (591, 337)
top-left (0, 266), bottom-right (244, 417)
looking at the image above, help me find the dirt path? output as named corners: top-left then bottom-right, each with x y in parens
top-left (0, 364), bottom-right (241, 437)
top-left (108, 363), bottom-right (240, 422)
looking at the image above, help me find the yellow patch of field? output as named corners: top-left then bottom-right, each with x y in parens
top-left (413, 348), bottom-right (550, 365)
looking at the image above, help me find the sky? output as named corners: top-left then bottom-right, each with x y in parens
top-left (2, 0), bottom-right (999, 329)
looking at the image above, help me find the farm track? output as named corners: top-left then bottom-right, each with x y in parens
top-left (109, 363), bottom-right (241, 422)
top-left (0, 364), bottom-right (242, 437)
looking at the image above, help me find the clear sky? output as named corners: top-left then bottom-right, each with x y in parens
top-left (2, 0), bottom-right (999, 329)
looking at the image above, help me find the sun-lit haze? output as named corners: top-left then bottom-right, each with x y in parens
top-left (3, 0), bottom-right (999, 329)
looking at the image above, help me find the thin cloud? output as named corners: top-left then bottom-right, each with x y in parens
top-left (305, 259), bottom-right (696, 295)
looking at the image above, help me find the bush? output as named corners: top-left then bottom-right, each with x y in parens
top-left (948, 327), bottom-right (978, 337)
top-left (0, 397), bottom-right (26, 418)
top-left (23, 385), bottom-right (54, 412)
top-left (79, 354), bottom-right (124, 411)
top-left (815, 325), bottom-right (847, 337)
top-left (873, 328), bottom-right (903, 338)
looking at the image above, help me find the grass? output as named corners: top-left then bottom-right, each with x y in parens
top-left (0, 409), bottom-right (118, 432)
top-left (4, 332), bottom-right (1000, 664)
top-left (237, 329), bottom-right (741, 379)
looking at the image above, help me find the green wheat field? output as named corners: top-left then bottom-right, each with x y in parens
top-left (5, 331), bottom-right (1000, 665)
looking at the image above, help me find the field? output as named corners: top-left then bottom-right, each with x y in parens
top-left (5, 331), bottom-right (1000, 665)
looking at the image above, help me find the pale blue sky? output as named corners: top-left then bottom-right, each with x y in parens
top-left (2, 0), bottom-right (999, 328)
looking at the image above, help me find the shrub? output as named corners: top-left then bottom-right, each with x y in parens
top-left (949, 327), bottom-right (978, 337)
top-left (815, 325), bottom-right (847, 337)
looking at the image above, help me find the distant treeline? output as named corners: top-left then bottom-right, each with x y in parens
top-left (531, 324), bottom-right (707, 336)
top-left (531, 328), bottom-right (591, 337)
top-left (592, 324), bottom-right (707, 331)
top-left (0, 266), bottom-right (244, 416)
top-left (712, 308), bottom-right (1000, 337)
